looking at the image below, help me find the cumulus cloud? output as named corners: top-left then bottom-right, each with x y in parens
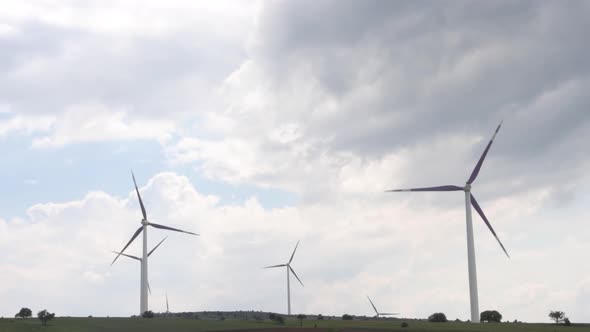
top-left (1, 172), bottom-right (589, 322)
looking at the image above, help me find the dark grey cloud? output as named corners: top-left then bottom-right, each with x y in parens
top-left (237, 0), bottom-right (590, 200)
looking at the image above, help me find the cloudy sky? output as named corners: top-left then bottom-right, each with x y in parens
top-left (1, 0), bottom-right (590, 323)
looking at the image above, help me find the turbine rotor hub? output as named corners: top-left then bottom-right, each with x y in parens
top-left (141, 219), bottom-right (149, 225)
top-left (464, 183), bottom-right (472, 191)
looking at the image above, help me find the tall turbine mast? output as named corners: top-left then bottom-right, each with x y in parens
top-left (264, 240), bottom-right (304, 315)
top-left (387, 122), bottom-right (509, 323)
top-left (112, 171), bottom-right (199, 315)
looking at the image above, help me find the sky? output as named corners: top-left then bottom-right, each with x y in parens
top-left (0, 0), bottom-right (589, 323)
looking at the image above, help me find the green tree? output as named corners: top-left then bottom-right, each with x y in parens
top-left (549, 311), bottom-right (566, 325)
top-left (15, 308), bottom-right (32, 319)
top-left (342, 314), bottom-right (353, 320)
top-left (269, 313), bottom-right (284, 325)
top-left (297, 314), bottom-right (307, 327)
top-left (317, 314), bottom-right (324, 320)
top-left (480, 310), bottom-right (502, 323)
top-left (37, 310), bottom-right (55, 326)
top-left (142, 310), bottom-right (155, 319)
top-left (428, 312), bottom-right (447, 323)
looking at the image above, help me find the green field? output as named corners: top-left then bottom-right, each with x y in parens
top-left (1, 317), bottom-right (589, 332)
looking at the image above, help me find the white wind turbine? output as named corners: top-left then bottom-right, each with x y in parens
top-left (112, 171), bottom-right (198, 315)
top-left (165, 293), bottom-right (170, 313)
top-left (367, 296), bottom-right (398, 318)
top-left (386, 122), bottom-right (509, 323)
top-left (112, 237), bottom-right (168, 296)
top-left (264, 241), bottom-right (304, 315)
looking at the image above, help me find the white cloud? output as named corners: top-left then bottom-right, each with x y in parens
top-left (31, 103), bottom-right (176, 148)
top-left (0, 172), bottom-right (589, 322)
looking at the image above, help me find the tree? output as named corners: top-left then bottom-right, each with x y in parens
top-left (269, 313), bottom-right (284, 325)
top-left (428, 313), bottom-right (447, 323)
top-left (549, 311), bottom-right (566, 325)
top-left (480, 310), bottom-right (502, 323)
top-left (342, 314), bottom-right (353, 320)
top-left (297, 314), bottom-right (307, 327)
top-left (37, 310), bottom-right (55, 326)
top-left (142, 310), bottom-right (155, 318)
top-left (15, 308), bottom-right (32, 319)
top-left (317, 314), bottom-right (324, 320)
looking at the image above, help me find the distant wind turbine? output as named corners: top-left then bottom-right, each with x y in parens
top-left (166, 293), bottom-right (169, 313)
top-left (112, 171), bottom-right (199, 315)
top-left (264, 240), bottom-right (304, 315)
top-left (367, 296), bottom-right (398, 318)
top-left (112, 237), bottom-right (167, 295)
top-left (386, 122), bottom-right (509, 323)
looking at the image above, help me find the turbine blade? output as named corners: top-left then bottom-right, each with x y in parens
top-left (467, 122), bottom-right (502, 184)
top-left (289, 265), bottom-right (304, 287)
top-left (288, 240), bottom-right (300, 264)
top-left (263, 264), bottom-right (286, 269)
top-left (148, 281), bottom-right (151, 295)
top-left (111, 251), bottom-right (141, 261)
top-left (367, 296), bottom-right (379, 315)
top-left (149, 222), bottom-right (199, 236)
top-left (380, 313), bottom-right (399, 316)
top-left (131, 171), bottom-right (148, 221)
top-left (111, 226), bottom-right (144, 265)
top-left (148, 236), bottom-right (168, 257)
top-left (386, 185), bottom-right (463, 192)
top-left (470, 194), bottom-right (510, 258)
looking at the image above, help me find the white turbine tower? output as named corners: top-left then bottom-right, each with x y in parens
top-left (386, 122), bottom-right (509, 323)
top-left (112, 237), bottom-right (168, 296)
top-left (264, 241), bottom-right (304, 315)
top-left (367, 296), bottom-right (398, 318)
top-left (112, 171), bottom-right (199, 315)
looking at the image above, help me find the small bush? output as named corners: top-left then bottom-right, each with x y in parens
top-left (564, 318), bottom-right (572, 326)
top-left (269, 313), bottom-right (284, 325)
top-left (317, 314), bottom-right (324, 320)
top-left (401, 322), bottom-right (409, 328)
top-left (142, 311), bottom-right (155, 319)
top-left (480, 310), bottom-right (502, 323)
top-left (342, 314), bottom-right (353, 320)
top-left (428, 312), bottom-right (447, 323)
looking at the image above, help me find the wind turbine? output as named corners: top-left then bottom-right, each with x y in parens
top-left (165, 293), bottom-right (170, 314)
top-left (264, 240), bottom-right (304, 315)
top-left (386, 122), bottom-right (509, 323)
top-left (112, 237), bottom-right (167, 295)
top-left (112, 171), bottom-right (199, 315)
top-left (367, 296), bottom-right (398, 318)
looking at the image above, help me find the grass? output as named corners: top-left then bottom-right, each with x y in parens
top-left (1, 317), bottom-right (588, 332)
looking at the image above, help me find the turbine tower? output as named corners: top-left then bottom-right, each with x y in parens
top-left (367, 296), bottom-right (398, 318)
top-left (112, 237), bottom-right (168, 295)
top-left (112, 171), bottom-right (198, 315)
top-left (386, 122), bottom-right (509, 323)
top-left (264, 240), bottom-right (304, 315)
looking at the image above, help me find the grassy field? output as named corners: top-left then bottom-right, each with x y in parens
top-left (1, 317), bottom-right (588, 332)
